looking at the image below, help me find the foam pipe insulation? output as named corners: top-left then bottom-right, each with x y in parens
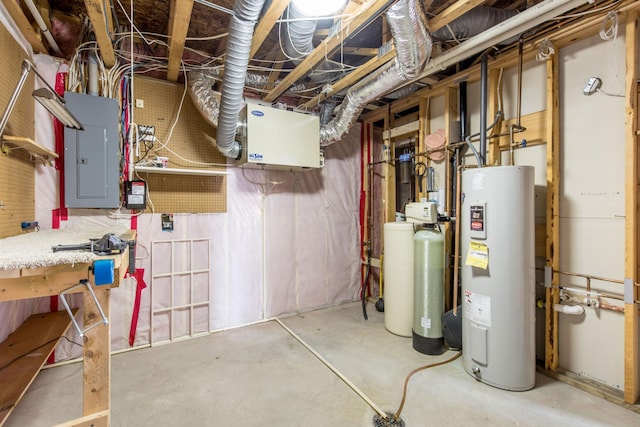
top-left (216, 0), bottom-right (267, 159)
top-left (320, 0), bottom-right (432, 146)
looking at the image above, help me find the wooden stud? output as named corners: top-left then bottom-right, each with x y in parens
top-left (83, 286), bottom-right (111, 415)
top-left (166, 0), bottom-right (194, 82)
top-left (83, 0), bottom-right (116, 67)
top-left (544, 53), bottom-right (560, 372)
top-left (383, 112), bottom-right (395, 225)
top-left (624, 10), bottom-right (639, 405)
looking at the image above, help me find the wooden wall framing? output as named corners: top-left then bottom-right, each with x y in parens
top-left (362, 3), bottom-right (640, 406)
top-left (623, 10), bottom-right (639, 405)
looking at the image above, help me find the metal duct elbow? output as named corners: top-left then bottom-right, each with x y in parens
top-left (320, 0), bottom-right (432, 145)
top-left (216, 0), bottom-right (267, 159)
top-left (433, 7), bottom-right (519, 42)
top-left (188, 71), bottom-right (222, 128)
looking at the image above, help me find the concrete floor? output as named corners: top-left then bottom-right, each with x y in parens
top-left (7, 302), bottom-right (640, 426)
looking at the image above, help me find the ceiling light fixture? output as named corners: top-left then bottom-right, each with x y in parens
top-left (0, 60), bottom-right (83, 141)
top-left (290, 0), bottom-right (348, 17)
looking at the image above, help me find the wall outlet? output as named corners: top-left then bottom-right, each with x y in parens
top-left (583, 77), bottom-right (601, 95)
top-left (135, 99), bottom-right (144, 108)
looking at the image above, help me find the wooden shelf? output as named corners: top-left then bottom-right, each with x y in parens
top-left (135, 165), bottom-right (227, 176)
top-left (0, 309), bottom-right (76, 426)
top-left (2, 135), bottom-right (58, 160)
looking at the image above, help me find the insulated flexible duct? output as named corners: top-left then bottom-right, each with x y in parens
top-left (188, 71), bottom-right (307, 129)
top-left (433, 7), bottom-right (519, 42)
top-left (188, 71), bottom-right (222, 128)
top-left (216, 0), bottom-right (267, 159)
top-left (320, 0), bottom-right (432, 145)
top-left (284, 3), bottom-right (345, 82)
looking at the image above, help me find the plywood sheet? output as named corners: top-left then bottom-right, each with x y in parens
top-left (132, 77), bottom-right (226, 213)
top-left (0, 310), bottom-right (76, 425)
top-left (0, 22), bottom-right (35, 239)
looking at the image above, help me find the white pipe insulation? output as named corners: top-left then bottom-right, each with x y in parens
top-left (23, 0), bottom-right (62, 56)
top-left (553, 304), bottom-right (585, 315)
top-left (413, 0), bottom-right (591, 83)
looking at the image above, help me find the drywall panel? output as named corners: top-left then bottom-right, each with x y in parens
top-left (501, 60), bottom-right (547, 120)
top-left (557, 31), bottom-right (626, 388)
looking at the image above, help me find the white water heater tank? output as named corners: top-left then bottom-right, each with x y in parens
top-left (460, 165), bottom-right (535, 391)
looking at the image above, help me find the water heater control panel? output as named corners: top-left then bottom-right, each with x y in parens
top-left (469, 202), bottom-right (487, 239)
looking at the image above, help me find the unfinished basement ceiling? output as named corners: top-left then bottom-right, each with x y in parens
top-left (10, 1), bottom-right (621, 112)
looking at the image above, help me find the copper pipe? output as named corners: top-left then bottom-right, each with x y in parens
top-left (599, 302), bottom-right (625, 313)
top-left (555, 269), bottom-right (624, 285)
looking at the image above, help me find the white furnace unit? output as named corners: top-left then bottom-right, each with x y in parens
top-left (237, 102), bottom-right (322, 171)
top-left (460, 165), bottom-right (536, 391)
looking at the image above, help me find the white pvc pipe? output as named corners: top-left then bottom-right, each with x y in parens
top-left (553, 303), bottom-right (585, 315)
top-left (23, 0), bottom-right (62, 56)
top-left (415, 0), bottom-right (590, 82)
top-left (88, 54), bottom-right (99, 96)
top-left (274, 317), bottom-right (389, 420)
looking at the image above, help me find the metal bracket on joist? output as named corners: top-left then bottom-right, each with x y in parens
top-left (624, 277), bottom-right (635, 304)
top-left (545, 265), bottom-right (553, 288)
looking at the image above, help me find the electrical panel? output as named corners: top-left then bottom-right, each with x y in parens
top-left (64, 92), bottom-right (120, 208)
top-left (238, 102), bottom-right (321, 171)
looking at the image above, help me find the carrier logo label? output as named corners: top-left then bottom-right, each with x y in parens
top-left (251, 110), bottom-right (264, 117)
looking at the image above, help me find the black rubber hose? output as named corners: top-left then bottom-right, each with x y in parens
top-left (361, 262), bottom-right (370, 320)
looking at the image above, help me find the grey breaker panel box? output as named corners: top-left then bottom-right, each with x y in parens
top-left (64, 92), bottom-right (120, 208)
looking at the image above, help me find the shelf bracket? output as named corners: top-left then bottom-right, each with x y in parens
top-left (60, 279), bottom-right (109, 338)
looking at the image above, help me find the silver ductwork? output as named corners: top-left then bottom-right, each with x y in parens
top-left (283, 3), bottom-right (345, 82)
top-left (189, 71), bottom-right (222, 128)
top-left (433, 7), bottom-right (519, 43)
top-left (216, 0), bottom-right (267, 159)
top-left (320, 0), bottom-right (432, 145)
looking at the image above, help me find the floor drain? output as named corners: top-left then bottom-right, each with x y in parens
top-left (373, 412), bottom-right (405, 427)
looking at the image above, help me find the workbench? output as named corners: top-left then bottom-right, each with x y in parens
top-left (0, 228), bottom-right (135, 427)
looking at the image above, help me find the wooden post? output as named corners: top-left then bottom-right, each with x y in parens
top-left (544, 53), bottom-right (560, 371)
top-left (624, 10), bottom-right (639, 405)
top-left (83, 286), bottom-right (111, 415)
